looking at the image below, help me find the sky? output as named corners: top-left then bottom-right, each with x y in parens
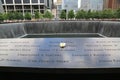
top-left (54, 0), bottom-right (57, 3)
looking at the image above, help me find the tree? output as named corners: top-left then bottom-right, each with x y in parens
top-left (68, 10), bottom-right (75, 19)
top-left (43, 10), bottom-right (53, 19)
top-left (39, 12), bottom-right (43, 19)
top-left (34, 11), bottom-right (43, 19)
top-left (24, 12), bottom-right (31, 20)
top-left (86, 9), bottom-right (94, 19)
top-left (116, 8), bottom-right (120, 18)
top-left (112, 10), bottom-right (117, 18)
top-left (93, 11), bottom-right (102, 19)
top-left (3, 13), bottom-right (8, 20)
top-left (14, 12), bottom-right (24, 20)
top-left (0, 13), bottom-right (4, 22)
top-left (35, 11), bottom-right (40, 19)
top-left (75, 10), bottom-right (86, 19)
top-left (60, 10), bottom-right (66, 19)
top-left (7, 12), bottom-right (15, 20)
top-left (101, 9), bottom-right (114, 19)
top-left (19, 12), bottom-right (24, 20)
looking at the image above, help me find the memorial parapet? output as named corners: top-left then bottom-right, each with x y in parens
top-left (0, 38), bottom-right (120, 73)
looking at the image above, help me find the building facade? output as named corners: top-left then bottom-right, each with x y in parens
top-left (90, 0), bottom-right (103, 11)
top-left (56, 0), bottom-right (80, 18)
top-left (103, 0), bottom-right (109, 9)
top-left (81, 0), bottom-right (90, 11)
top-left (56, 0), bottom-right (62, 18)
top-left (81, 0), bottom-right (103, 11)
top-left (1, 0), bottom-right (53, 15)
top-left (103, 0), bottom-right (120, 10)
top-left (0, 0), bottom-right (4, 13)
top-left (62, 0), bottom-right (80, 11)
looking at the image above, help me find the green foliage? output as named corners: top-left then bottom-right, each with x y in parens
top-left (7, 12), bottom-right (15, 20)
top-left (24, 12), bottom-right (31, 20)
top-left (60, 10), bottom-right (66, 19)
top-left (68, 10), bottom-right (75, 19)
top-left (93, 11), bottom-right (102, 19)
top-left (35, 11), bottom-right (40, 19)
top-left (6, 12), bottom-right (24, 20)
top-left (43, 10), bottom-right (53, 19)
top-left (35, 11), bottom-right (43, 19)
top-left (14, 12), bottom-right (24, 20)
top-left (3, 13), bottom-right (8, 20)
top-left (86, 9), bottom-right (93, 19)
top-left (0, 13), bottom-right (4, 22)
top-left (116, 8), bottom-right (120, 18)
top-left (39, 12), bottom-right (43, 19)
top-left (2, 9), bottom-right (120, 21)
top-left (75, 10), bottom-right (86, 19)
top-left (75, 9), bottom-right (115, 19)
top-left (101, 9), bottom-right (114, 19)
top-left (86, 10), bottom-right (96, 19)
top-left (112, 10), bottom-right (117, 18)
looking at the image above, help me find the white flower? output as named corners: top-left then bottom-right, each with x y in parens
top-left (59, 42), bottom-right (66, 48)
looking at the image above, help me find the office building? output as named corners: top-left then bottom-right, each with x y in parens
top-left (103, 0), bottom-right (109, 9)
top-left (0, 0), bottom-right (4, 13)
top-left (90, 0), bottom-right (103, 11)
top-left (81, 0), bottom-right (103, 11)
top-left (103, 0), bottom-right (120, 10)
top-left (62, 0), bottom-right (80, 11)
top-left (56, 0), bottom-right (80, 18)
top-left (81, 0), bottom-right (90, 11)
top-left (56, 0), bottom-right (62, 18)
top-left (1, 0), bottom-right (53, 15)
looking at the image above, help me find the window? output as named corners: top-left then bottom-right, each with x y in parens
top-left (1, 0), bottom-right (4, 4)
top-left (15, 5), bottom-right (22, 9)
top-left (14, 0), bottom-right (21, 4)
top-left (7, 5), bottom-right (14, 10)
top-left (33, 5), bottom-right (39, 9)
top-left (23, 0), bottom-right (30, 3)
top-left (3, 6), bottom-right (5, 9)
top-left (32, 0), bottom-right (38, 3)
top-left (57, 5), bottom-right (61, 10)
top-left (40, 10), bottom-right (44, 13)
top-left (6, 0), bottom-right (13, 4)
top-left (40, 5), bottom-right (44, 9)
top-left (47, 0), bottom-right (49, 7)
top-left (40, 0), bottom-right (44, 3)
top-left (24, 5), bottom-right (30, 9)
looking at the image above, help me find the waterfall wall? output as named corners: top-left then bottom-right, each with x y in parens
top-left (0, 21), bottom-right (119, 38)
top-left (0, 23), bottom-right (26, 38)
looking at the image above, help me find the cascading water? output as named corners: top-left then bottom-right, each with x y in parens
top-left (0, 21), bottom-right (119, 38)
top-left (24, 21), bottom-right (99, 33)
top-left (98, 21), bottom-right (120, 37)
top-left (0, 23), bottom-right (26, 38)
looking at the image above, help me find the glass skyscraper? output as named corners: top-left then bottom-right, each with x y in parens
top-left (90, 0), bottom-right (103, 11)
top-left (81, 0), bottom-right (103, 11)
top-left (62, 0), bottom-right (80, 11)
